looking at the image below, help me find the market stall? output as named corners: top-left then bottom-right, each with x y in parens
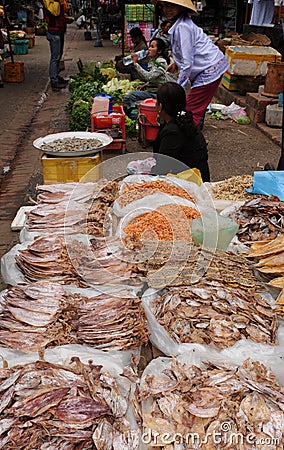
top-left (1, 165), bottom-right (284, 447)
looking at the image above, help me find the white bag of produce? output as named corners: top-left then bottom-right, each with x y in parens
top-left (141, 287), bottom-right (284, 372)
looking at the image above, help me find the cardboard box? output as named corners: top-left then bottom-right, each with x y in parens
top-left (42, 152), bottom-right (102, 184)
top-left (225, 46), bottom-right (282, 77)
top-left (4, 61), bottom-right (25, 82)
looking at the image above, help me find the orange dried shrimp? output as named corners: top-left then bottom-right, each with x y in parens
top-left (123, 204), bottom-right (201, 242)
top-left (122, 180), bottom-right (196, 204)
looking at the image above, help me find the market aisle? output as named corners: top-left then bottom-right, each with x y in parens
top-left (0, 25), bottom-right (119, 288)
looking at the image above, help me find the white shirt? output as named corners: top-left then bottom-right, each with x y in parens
top-left (169, 16), bottom-right (228, 88)
top-left (248, 0), bottom-right (275, 25)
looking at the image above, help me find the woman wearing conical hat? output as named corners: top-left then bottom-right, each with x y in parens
top-left (158, 0), bottom-right (228, 129)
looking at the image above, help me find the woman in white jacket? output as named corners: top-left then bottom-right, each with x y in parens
top-left (159, 0), bottom-right (228, 128)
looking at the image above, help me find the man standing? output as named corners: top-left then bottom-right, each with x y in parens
top-left (43, 0), bottom-right (69, 89)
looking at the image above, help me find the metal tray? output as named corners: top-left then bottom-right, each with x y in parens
top-left (33, 131), bottom-right (113, 157)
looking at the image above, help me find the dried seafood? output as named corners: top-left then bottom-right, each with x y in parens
top-left (36, 181), bottom-right (105, 204)
top-left (140, 358), bottom-right (284, 449)
top-left (77, 291), bottom-right (148, 350)
top-left (0, 281), bottom-right (76, 354)
top-left (233, 196), bottom-right (284, 242)
top-left (27, 181), bottom-right (119, 237)
top-left (0, 358), bottom-right (139, 449)
top-left (119, 180), bottom-right (196, 208)
top-left (16, 235), bottom-right (142, 287)
top-left (211, 175), bottom-right (257, 201)
top-left (124, 204), bottom-right (200, 244)
top-left (138, 244), bottom-right (263, 290)
top-left (247, 235), bottom-right (284, 320)
top-left (248, 234), bottom-right (284, 275)
top-left (150, 280), bottom-right (277, 348)
top-left (0, 281), bottom-right (147, 353)
top-left (41, 137), bottom-right (103, 153)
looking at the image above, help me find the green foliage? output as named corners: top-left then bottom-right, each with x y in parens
top-left (67, 81), bottom-right (101, 111)
top-left (69, 101), bottom-right (91, 131)
top-left (236, 115), bottom-right (251, 125)
top-left (125, 116), bottom-right (137, 138)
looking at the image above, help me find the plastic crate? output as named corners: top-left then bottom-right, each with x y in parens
top-left (41, 152), bottom-right (102, 184)
top-left (91, 105), bottom-right (126, 135)
top-left (13, 39), bottom-right (29, 55)
top-left (91, 105), bottom-right (126, 152)
top-left (4, 61), bottom-right (25, 82)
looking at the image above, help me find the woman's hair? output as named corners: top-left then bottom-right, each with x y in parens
top-left (151, 37), bottom-right (170, 64)
top-left (157, 82), bottom-right (198, 136)
top-left (130, 27), bottom-right (147, 45)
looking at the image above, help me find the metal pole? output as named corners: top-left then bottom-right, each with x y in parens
top-left (3, 0), bottom-right (14, 64)
top-left (121, 0), bottom-right (125, 57)
top-left (277, 80), bottom-right (284, 169)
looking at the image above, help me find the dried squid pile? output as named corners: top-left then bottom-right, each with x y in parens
top-left (15, 235), bottom-right (141, 287)
top-left (0, 281), bottom-right (76, 353)
top-left (248, 234), bottom-right (284, 318)
top-left (150, 280), bottom-right (277, 348)
top-left (0, 358), bottom-right (140, 449)
top-left (77, 291), bottom-right (148, 350)
top-left (118, 179), bottom-right (196, 208)
top-left (0, 281), bottom-right (148, 353)
top-left (233, 196), bottom-right (284, 242)
top-left (27, 180), bottom-right (119, 237)
top-left (140, 358), bottom-right (284, 449)
top-left (123, 204), bottom-right (200, 244)
top-left (35, 181), bottom-right (106, 204)
top-left (138, 244), bottom-right (263, 290)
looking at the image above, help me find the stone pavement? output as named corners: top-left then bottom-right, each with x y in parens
top-left (0, 24), bottom-right (120, 283)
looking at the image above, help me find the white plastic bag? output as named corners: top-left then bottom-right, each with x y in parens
top-left (141, 287), bottom-right (284, 377)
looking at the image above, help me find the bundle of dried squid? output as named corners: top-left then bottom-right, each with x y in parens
top-left (0, 357), bottom-right (140, 449)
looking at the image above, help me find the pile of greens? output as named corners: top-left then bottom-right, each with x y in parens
top-left (102, 78), bottom-right (143, 103)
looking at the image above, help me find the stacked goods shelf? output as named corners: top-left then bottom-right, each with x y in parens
top-left (124, 4), bottom-right (154, 50)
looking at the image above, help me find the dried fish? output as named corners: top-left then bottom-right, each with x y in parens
top-left (150, 280), bottom-right (277, 349)
top-left (140, 358), bottom-right (284, 449)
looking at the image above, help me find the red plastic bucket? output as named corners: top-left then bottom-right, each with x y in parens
top-left (138, 98), bottom-right (159, 142)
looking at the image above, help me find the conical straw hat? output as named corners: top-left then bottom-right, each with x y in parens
top-left (159, 0), bottom-right (198, 15)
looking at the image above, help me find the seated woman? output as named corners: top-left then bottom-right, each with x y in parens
top-left (150, 19), bottom-right (172, 58)
top-left (153, 82), bottom-right (210, 182)
top-left (123, 38), bottom-right (175, 119)
top-left (115, 27), bottom-right (148, 75)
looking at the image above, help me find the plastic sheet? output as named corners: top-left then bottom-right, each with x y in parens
top-left (246, 171), bottom-right (284, 200)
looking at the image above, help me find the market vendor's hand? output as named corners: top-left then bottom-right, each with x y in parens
top-left (131, 53), bottom-right (139, 64)
top-left (166, 61), bottom-right (176, 73)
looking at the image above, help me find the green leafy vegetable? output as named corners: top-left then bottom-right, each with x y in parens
top-left (69, 101), bottom-right (91, 131)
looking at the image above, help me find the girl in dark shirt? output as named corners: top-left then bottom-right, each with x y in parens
top-left (153, 82), bottom-right (210, 181)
